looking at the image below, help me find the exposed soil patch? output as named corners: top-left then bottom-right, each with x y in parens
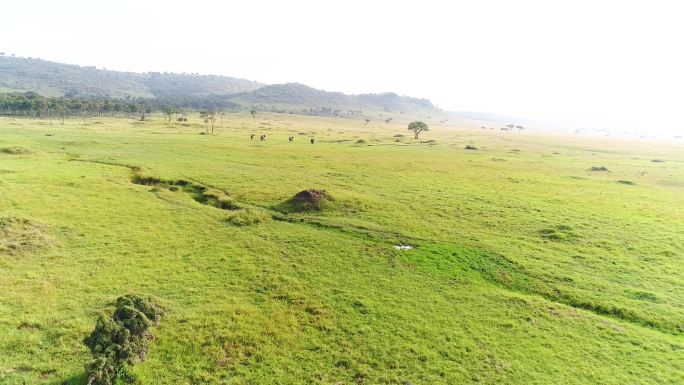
top-left (1, 146), bottom-right (31, 155)
top-left (0, 217), bottom-right (53, 256)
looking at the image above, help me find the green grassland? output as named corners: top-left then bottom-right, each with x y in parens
top-left (1, 114), bottom-right (683, 384)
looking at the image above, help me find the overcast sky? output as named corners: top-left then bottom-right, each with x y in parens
top-left (2, 0), bottom-right (683, 134)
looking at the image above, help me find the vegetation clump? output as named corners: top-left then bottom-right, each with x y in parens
top-left (0, 217), bottom-right (52, 255)
top-left (590, 166), bottom-right (609, 172)
top-left (465, 145), bottom-right (478, 150)
top-left (617, 180), bottom-right (636, 185)
top-left (1, 146), bottom-right (31, 155)
top-left (539, 224), bottom-right (579, 242)
top-left (225, 208), bottom-right (271, 226)
top-left (83, 295), bottom-right (163, 385)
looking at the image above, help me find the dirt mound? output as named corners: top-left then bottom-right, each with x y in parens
top-left (285, 189), bottom-right (334, 212)
top-left (1, 146), bottom-right (31, 155)
top-left (0, 217), bottom-right (53, 256)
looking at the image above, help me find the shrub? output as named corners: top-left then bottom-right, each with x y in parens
top-left (83, 295), bottom-right (163, 385)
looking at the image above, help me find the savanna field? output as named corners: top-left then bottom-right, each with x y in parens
top-left (1, 113), bottom-right (683, 384)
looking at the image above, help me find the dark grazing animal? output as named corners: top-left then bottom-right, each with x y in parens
top-left (260, 135), bottom-right (266, 141)
top-left (289, 136), bottom-right (294, 142)
top-left (250, 133), bottom-right (255, 140)
top-left (310, 138), bottom-right (315, 144)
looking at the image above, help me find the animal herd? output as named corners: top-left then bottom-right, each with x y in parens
top-left (251, 134), bottom-right (315, 144)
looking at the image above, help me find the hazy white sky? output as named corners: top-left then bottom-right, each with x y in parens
top-left (1, 0), bottom-right (683, 134)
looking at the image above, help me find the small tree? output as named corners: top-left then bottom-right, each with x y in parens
top-left (200, 110), bottom-right (216, 134)
top-left (163, 106), bottom-right (176, 122)
top-left (408, 121), bottom-right (429, 139)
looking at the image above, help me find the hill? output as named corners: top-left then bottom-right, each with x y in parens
top-left (0, 56), bottom-right (438, 115)
top-left (230, 83), bottom-right (437, 113)
top-left (0, 55), bottom-right (263, 98)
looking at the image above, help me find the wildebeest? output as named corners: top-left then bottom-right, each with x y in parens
top-left (310, 138), bottom-right (315, 144)
top-left (288, 136), bottom-right (294, 142)
top-left (250, 133), bottom-right (255, 140)
top-left (260, 134), bottom-right (266, 141)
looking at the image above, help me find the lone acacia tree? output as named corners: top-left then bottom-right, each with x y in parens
top-left (408, 121), bottom-right (429, 139)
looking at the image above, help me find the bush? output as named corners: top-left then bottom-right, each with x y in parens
top-left (83, 295), bottom-right (163, 385)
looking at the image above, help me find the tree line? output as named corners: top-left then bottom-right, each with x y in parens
top-left (0, 91), bottom-right (244, 122)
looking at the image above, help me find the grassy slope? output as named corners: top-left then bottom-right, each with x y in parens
top-left (0, 114), bottom-right (682, 384)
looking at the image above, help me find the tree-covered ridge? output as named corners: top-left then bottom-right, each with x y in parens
top-left (0, 55), bottom-right (263, 98)
top-left (230, 83), bottom-right (437, 114)
top-left (0, 56), bottom-right (438, 115)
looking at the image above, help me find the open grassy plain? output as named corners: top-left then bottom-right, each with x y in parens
top-left (1, 113), bottom-right (683, 384)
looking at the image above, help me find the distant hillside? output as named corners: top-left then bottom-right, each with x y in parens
top-left (230, 83), bottom-right (437, 114)
top-left (0, 56), bottom-right (263, 98)
top-left (0, 56), bottom-right (439, 115)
